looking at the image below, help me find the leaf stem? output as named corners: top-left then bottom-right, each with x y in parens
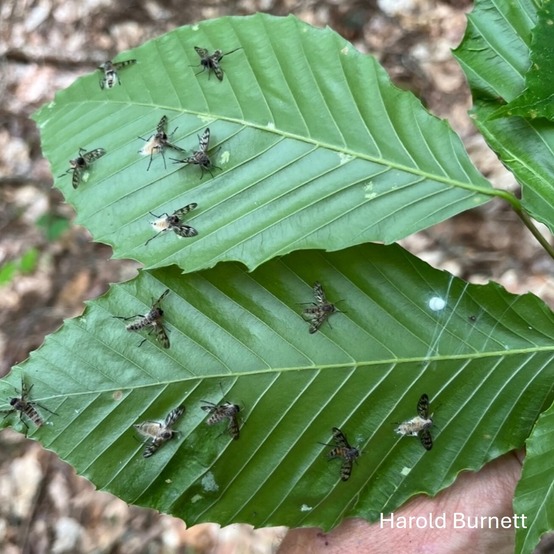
top-left (478, 189), bottom-right (554, 259)
top-left (515, 206), bottom-right (554, 261)
top-left (491, 187), bottom-right (554, 260)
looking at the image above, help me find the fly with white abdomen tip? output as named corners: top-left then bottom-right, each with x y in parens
top-left (134, 405), bottom-right (184, 458)
top-left (138, 115), bottom-right (185, 171)
top-left (395, 393), bottom-right (434, 450)
top-left (145, 203), bottom-right (198, 246)
top-left (98, 59), bottom-right (137, 89)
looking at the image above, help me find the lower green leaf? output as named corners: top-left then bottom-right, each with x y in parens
top-left (515, 401), bottom-right (554, 554)
top-left (3, 243), bottom-right (554, 530)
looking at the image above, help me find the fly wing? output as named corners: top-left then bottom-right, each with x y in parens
top-left (164, 405), bottom-right (185, 427)
top-left (194, 47), bottom-right (209, 60)
top-left (419, 428), bottom-right (433, 451)
top-left (227, 415), bottom-right (240, 439)
top-left (143, 437), bottom-right (163, 458)
top-left (198, 128), bottom-right (210, 153)
top-left (156, 116), bottom-right (168, 135)
top-left (417, 394), bottom-right (430, 419)
top-left (331, 427), bottom-right (349, 448)
top-left (83, 148), bottom-right (106, 164)
top-left (154, 289), bottom-right (170, 306)
top-left (153, 322), bottom-right (170, 348)
top-left (173, 224), bottom-right (198, 238)
top-left (114, 59), bottom-right (137, 69)
top-left (313, 282), bottom-right (326, 305)
top-left (212, 63), bottom-right (224, 81)
top-left (173, 203), bottom-right (198, 218)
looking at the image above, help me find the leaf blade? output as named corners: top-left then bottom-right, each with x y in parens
top-left (454, 0), bottom-right (554, 233)
top-left (34, 14), bottom-right (494, 272)
top-left (4, 243), bottom-right (554, 529)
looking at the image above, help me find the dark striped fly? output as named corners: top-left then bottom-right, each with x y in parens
top-left (58, 147), bottom-right (106, 189)
top-left (201, 400), bottom-right (241, 440)
top-left (191, 46), bottom-right (242, 81)
top-left (115, 289), bottom-right (171, 348)
top-left (322, 427), bottom-right (360, 481)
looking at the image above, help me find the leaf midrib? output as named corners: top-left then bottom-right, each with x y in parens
top-left (59, 99), bottom-right (496, 197)
top-left (24, 346), bottom-right (552, 405)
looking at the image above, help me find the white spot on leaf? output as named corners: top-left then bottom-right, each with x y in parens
top-left (338, 153), bottom-right (354, 165)
top-left (201, 472), bottom-right (219, 492)
top-left (428, 297), bottom-right (446, 311)
top-left (364, 182), bottom-right (377, 200)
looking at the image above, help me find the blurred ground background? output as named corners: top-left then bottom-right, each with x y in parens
top-left (0, 0), bottom-right (553, 553)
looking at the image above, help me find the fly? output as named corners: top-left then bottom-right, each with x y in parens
top-left (1, 378), bottom-right (56, 431)
top-left (171, 128), bottom-right (219, 179)
top-left (58, 147), bottom-right (106, 189)
top-left (321, 427), bottom-right (360, 481)
top-left (191, 46), bottom-right (242, 81)
top-left (138, 115), bottom-right (185, 171)
top-left (98, 59), bottom-right (137, 89)
top-left (134, 405), bottom-right (184, 458)
top-left (302, 282), bottom-right (341, 334)
top-left (145, 203), bottom-right (198, 246)
top-left (201, 400), bottom-right (241, 440)
top-left (395, 393), bottom-right (434, 451)
top-left (114, 289), bottom-right (171, 348)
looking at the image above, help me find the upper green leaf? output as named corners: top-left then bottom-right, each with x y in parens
top-left (489, 0), bottom-right (554, 121)
top-left (34, 14), bottom-right (493, 272)
top-left (454, 0), bottom-right (554, 233)
top-left (4, 243), bottom-right (554, 530)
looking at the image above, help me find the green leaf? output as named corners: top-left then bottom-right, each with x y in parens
top-left (34, 14), bottom-right (494, 273)
top-left (19, 248), bottom-right (39, 274)
top-left (489, 0), bottom-right (554, 121)
top-left (36, 214), bottom-right (71, 242)
top-left (0, 261), bottom-right (17, 286)
top-left (4, 243), bottom-right (554, 529)
top-left (0, 248), bottom-right (39, 286)
top-left (454, 0), bottom-right (554, 233)
top-left (515, 402), bottom-right (554, 554)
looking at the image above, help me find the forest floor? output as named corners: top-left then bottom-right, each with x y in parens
top-left (1, 0), bottom-right (553, 552)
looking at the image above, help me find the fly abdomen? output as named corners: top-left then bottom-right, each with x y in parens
top-left (10, 398), bottom-right (43, 427)
top-left (126, 307), bottom-right (163, 331)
